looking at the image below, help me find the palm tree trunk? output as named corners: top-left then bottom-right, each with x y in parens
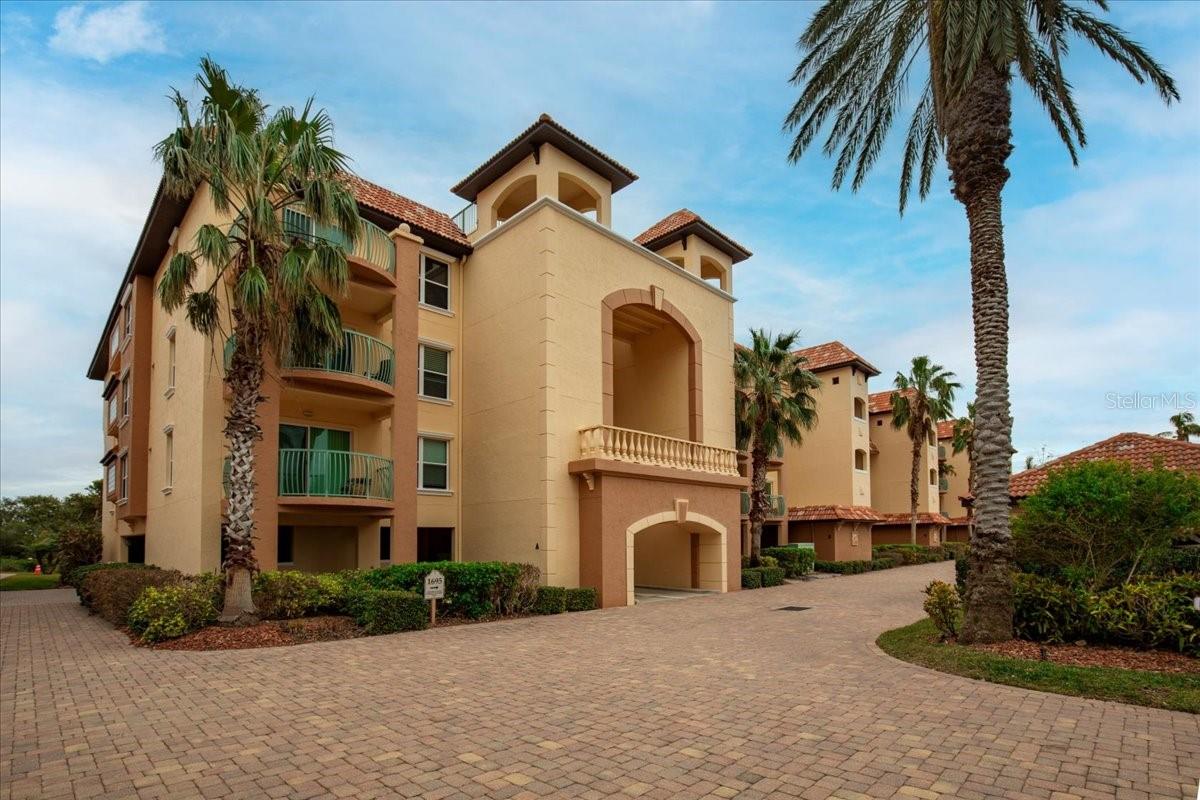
top-left (221, 315), bottom-right (264, 624)
top-left (748, 437), bottom-right (769, 567)
top-left (945, 61), bottom-right (1015, 644)
top-left (908, 435), bottom-right (921, 545)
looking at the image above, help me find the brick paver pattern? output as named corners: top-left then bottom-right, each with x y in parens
top-left (2, 562), bottom-right (1197, 799)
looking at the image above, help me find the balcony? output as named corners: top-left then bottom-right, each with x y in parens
top-left (938, 444), bottom-right (947, 460)
top-left (285, 208), bottom-right (395, 281)
top-left (282, 330), bottom-right (395, 398)
top-left (740, 491), bottom-right (786, 518)
top-left (224, 451), bottom-right (393, 507)
top-left (939, 477), bottom-right (950, 493)
top-left (451, 203), bottom-right (478, 236)
top-left (578, 425), bottom-right (739, 477)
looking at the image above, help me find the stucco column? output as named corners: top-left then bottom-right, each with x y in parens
top-left (252, 363), bottom-right (281, 571)
top-left (390, 224), bottom-right (422, 563)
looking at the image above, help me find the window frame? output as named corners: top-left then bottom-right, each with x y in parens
top-left (418, 343), bottom-right (451, 401)
top-left (853, 397), bottom-right (867, 421)
top-left (105, 462), bottom-right (117, 498)
top-left (419, 254), bottom-right (451, 311)
top-left (163, 427), bottom-right (174, 492)
top-left (417, 435), bottom-right (451, 492)
top-left (118, 453), bottom-right (129, 502)
top-left (854, 449), bottom-right (868, 472)
top-left (121, 376), bottom-right (131, 420)
top-left (165, 327), bottom-right (177, 396)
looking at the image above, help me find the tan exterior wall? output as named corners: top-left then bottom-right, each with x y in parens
top-left (868, 411), bottom-right (939, 515)
top-left (473, 143), bottom-right (613, 235)
top-left (461, 199), bottom-right (736, 588)
top-left (787, 520), bottom-right (873, 562)
top-left (939, 442), bottom-right (971, 518)
top-left (873, 524), bottom-right (942, 548)
top-left (779, 365), bottom-right (872, 509)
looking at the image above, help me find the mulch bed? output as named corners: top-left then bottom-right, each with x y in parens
top-left (151, 616), bottom-right (362, 651)
top-left (969, 639), bottom-right (1199, 674)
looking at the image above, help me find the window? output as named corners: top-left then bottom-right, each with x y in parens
top-left (164, 429), bottom-right (174, 489)
top-left (853, 397), bottom-right (866, 420)
top-left (929, 468), bottom-right (938, 485)
top-left (122, 302), bottom-right (131, 340)
top-left (379, 526), bottom-right (392, 562)
top-left (166, 329), bottom-right (177, 393)
top-left (106, 393), bottom-right (118, 427)
top-left (121, 378), bottom-right (131, 419)
top-left (418, 527), bottom-right (453, 562)
top-left (419, 344), bottom-right (450, 399)
top-left (277, 525), bottom-right (294, 564)
top-left (418, 437), bottom-right (449, 490)
top-left (831, 376), bottom-right (840, 385)
top-left (420, 256), bottom-right (450, 310)
top-left (854, 449), bottom-right (867, 471)
top-left (106, 462), bottom-right (117, 496)
top-left (119, 454), bottom-right (129, 500)
top-left (109, 325), bottom-right (120, 359)
top-left (876, 419), bottom-right (883, 427)
top-left (927, 429), bottom-right (936, 445)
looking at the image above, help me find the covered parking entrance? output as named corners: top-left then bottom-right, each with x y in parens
top-left (628, 513), bottom-right (726, 606)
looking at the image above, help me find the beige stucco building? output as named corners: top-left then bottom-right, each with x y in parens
top-left (88, 115), bottom-right (749, 607)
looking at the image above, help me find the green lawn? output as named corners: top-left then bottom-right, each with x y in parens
top-left (0, 573), bottom-right (61, 591)
top-left (877, 618), bottom-right (1200, 714)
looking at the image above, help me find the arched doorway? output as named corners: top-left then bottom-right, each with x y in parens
top-left (625, 510), bottom-right (727, 606)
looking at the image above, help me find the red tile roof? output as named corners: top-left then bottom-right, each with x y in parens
top-left (937, 420), bottom-right (956, 440)
top-left (1009, 432), bottom-right (1200, 499)
top-left (634, 209), bottom-right (752, 264)
top-left (451, 113), bottom-right (638, 201)
top-left (342, 174), bottom-right (470, 249)
top-left (788, 505), bottom-right (884, 522)
top-left (868, 388), bottom-right (916, 415)
top-left (946, 515), bottom-right (972, 526)
top-left (874, 512), bottom-right (953, 526)
top-left (793, 341), bottom-right (880, 376)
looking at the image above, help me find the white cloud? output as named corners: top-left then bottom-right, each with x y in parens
top-left (49, 1), bottom-right (165, 63)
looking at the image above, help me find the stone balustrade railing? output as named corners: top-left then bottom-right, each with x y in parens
top-left (578, 424), bottom-right (740, 477)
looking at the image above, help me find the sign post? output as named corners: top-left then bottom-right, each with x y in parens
top-left (424, 570), bottom-right (445, 626)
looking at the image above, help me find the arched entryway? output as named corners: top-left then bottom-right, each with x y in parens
top-left (625, 510), bottom-right (727, 606)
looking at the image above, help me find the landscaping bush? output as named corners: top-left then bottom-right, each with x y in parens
top-left (741, 568), bottom-right (762, 588)
top-left (69, 561), bottom-right (159, 592)
top-left (81, 567), bottom-right (179, 624)
top-left (55, 528), bottom-right (102, 588)
top-left (565, 587), bottom-right (597, 612)
top-left (1144, 546), bottom-right (1200, 578)
top-left (954, 554), bottom-right (970, 596)
top-left (872, 544), bottom-right (947, 565)
top-left (761, 547), bottom-right (814, 578)
top-left (506, 564), bottom-right (541, 616)
top-left (353, 589), bottom-right (428, 634)
top-left (759, 566), bottom-right (786, 587)
top-left (1013, 460), bottom-right (1200, 590)
top-left (814, 559), bottom-right (873, 574)
top-left (0, 556), bottom-right (36, 573)
top-left (312, 573), bottom-right (349, 614)
top-left (941, 541), bottom-right (969, 560)
top-left (1013, 573), bottom-right (1200, 654)
top-left (253, 571), bottom-right (322, 619)
top-left (356, 561), bottom-right (532, 619)
top-left (127, 577), bottom-right (219, 643)
top-left (922, 580), bottom-right (961, 638)
top-left (533, 585), bottom-right (568, 614)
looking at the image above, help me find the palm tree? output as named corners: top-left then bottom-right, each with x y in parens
top-left (156, 59), bottom-right (361, 622)
top-left (784, 2), bottom-right (1177, 642)
top-left (890, 357), bottom-right (959, 546)
top-left (1170, 412), bottom-right (1200, 442)
top-left (951, 402), bottom-right (976, 498)
top-left (735, 330), bottom-right (820, 565)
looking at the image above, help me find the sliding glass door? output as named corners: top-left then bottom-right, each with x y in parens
top-left (279, 424), bottom-right (351, 496)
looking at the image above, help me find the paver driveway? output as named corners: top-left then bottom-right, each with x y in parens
top-left (2, 562), bottom-right (1197, 800)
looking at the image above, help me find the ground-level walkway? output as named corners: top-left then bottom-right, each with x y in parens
top-left (2, 563), bottom-right (1196, 799)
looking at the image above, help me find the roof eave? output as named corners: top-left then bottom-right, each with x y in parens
top-left (640, 220), bottom-right (752, 264)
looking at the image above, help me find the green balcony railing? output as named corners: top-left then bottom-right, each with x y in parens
top-left (278, 449), bottom-right (393, 501)
top-left (284, 208), bottom-right (395, 275)
top-left (284, 330), bottom-right (395, 387)
top-left (938, 444), bottom-right (947, 460)
top-left (451, 203), bottom-right (477, 235)
top-left (741, 491), bottom-right (786, 517)
top-left (939, 477), bottom-right (950, 492)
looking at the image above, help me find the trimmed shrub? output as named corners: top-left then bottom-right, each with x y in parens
top-left (759, 566), bottom-right (786, 587)
top-left (354, 589), bottom-right (428, 634)
top-left (565, 587), bottom-right (597, 612)
top-left (762, 547), bottom-right (814, 578)
top-left (923, 580), bottom-right (961, 638)
top-left (128, 578), bottom-right (219, 643)
top-left (814, 559), bottom-right (873, 575)
top-left (1013, 573), bottom-right (1092, 644)
top-left (741, 568), bottom-right (763, 589)
top-left (533, 585), bottom-right (568, 614)
top-left (872, 544), bottom-right (946, 565)
top-left (312, 573), bottom-right (348, 614)
top-left (506, 564), bottom-right (541, 616)
top-left (760, 555), bottom-right (779, 569)
top-left (70, 561), bottom-right (158, 592)
top-left (81, 567), bottom-right (178, 624)
top-left (356, 561), bottom-right (531, 619)
top-left (253, 571), bottom-right (320, 619)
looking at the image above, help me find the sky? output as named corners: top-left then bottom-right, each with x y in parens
top-left (1, 0), bottom-right (1197, 497)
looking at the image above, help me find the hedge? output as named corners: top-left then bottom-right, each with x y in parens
top-left (1013, 573), bottom-right (1200, 654)
top-left (351, 561), bottom-right (537, 619)
top-left (741, 566), bottom-right (785, 588)
top-left (354, 589), bottom-right (428, 634)
top-left (69, 561), bottom-right (159, 591)
top-left (252, 571), bottom-right (348, 619)
top-left (741, 568), bottom-right (763, 589)
top-left (127, 575), bottom-right (222, 643)
top-left (81, 567), bottom-right (179, 625)
top-left (533, 585), bottom-right (568, 614)
top-left (565, 587), bottom-right (597, 612)
top-left (761, 547), bottom-right (815, 578)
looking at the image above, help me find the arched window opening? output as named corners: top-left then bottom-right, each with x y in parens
top-left (491, 175), bottom-right (537, 228)
top-left (853, 397), bottom-right (866, 420)
top-left (558, 173), bottom-right (600, 221)
top-left (611, 304), bottom-right (692, 441)
top-left (699, 256), bottom-right (728, 292)
top-left (854, 449), bottom-right (867, 471)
